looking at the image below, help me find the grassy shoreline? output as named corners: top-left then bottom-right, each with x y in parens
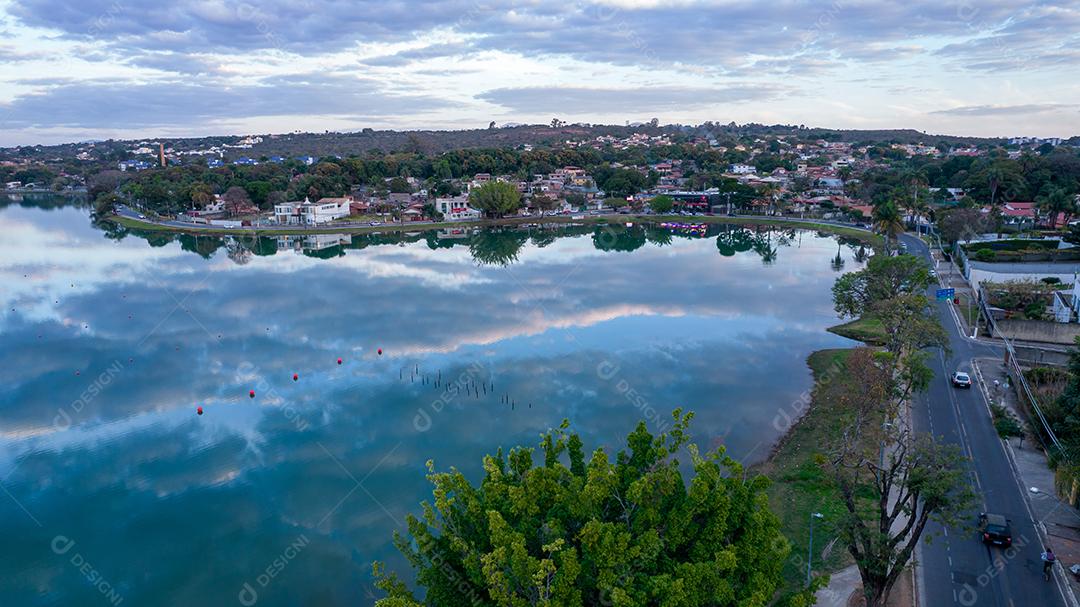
top-left (109, 213), bottom-right (882, 244)
top-left (756, 348), bottom-right (855, 590)
top-left (827, 315), bottom-right (887, 345)
top-left (756, 313), bottom-right (886, 589)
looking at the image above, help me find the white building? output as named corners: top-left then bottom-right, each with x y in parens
top-left (730, 163), bottom-right (756, 174)
top-left (435, 196), bottom-right (482, 220)
top-left (1052, 275), bottom-right (1080, 323)
top-left (274, 197), bottom-right (351, 225)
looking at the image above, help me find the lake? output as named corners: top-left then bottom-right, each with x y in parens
top-left (0, 196), bottom-right (867, 606)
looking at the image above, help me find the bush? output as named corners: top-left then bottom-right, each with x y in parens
top-left (974, 249), bottom-right (996, 262)
top-left (990, 404), bottom-right (1024, 439)
top-left (964, 239), bottom-right (1057, 252)
top-left (1024, 301), bottom-right (1047, 320)
top-left (1042, 277), bottom-right (1062, 285)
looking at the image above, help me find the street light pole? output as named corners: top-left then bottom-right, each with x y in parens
top-left (807, 512), bottom-right (823, 586)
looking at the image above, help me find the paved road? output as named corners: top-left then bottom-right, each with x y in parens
top-left (903, 233), bottom-right (1070, 607)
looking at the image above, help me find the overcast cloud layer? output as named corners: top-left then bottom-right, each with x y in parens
top-left (0, 0), bottom-right (1078, 144)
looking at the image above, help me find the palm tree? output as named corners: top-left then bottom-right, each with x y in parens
top-left (873, 201), bottom-right (905, 254)
top-left (1037, 188), bottom-right (1077, 229)
top-left (760, 183), bottom-right (780, 215)
top-left (853, 245), bottom-right (870, 263)
top-left (831, 242), bottom-right (846, 272)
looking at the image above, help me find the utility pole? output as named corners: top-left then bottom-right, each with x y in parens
top-left (807, 512), bottom-right (824, 586)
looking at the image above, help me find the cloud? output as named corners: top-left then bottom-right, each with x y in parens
top-left (2, 0), bottom-right (1080, 140)
top-left (931, 103), bottom-right (1075, 117)
top-left (0, 74), bottom-right (459, 129)
top-left (478, 84), bottom-right (786, 114)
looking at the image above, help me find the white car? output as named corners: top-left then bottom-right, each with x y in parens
top-left (951, 371), bottom-right (972, 389)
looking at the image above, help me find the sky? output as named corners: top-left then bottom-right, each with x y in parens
top-left (0, 0), bottom-right (1078, 146)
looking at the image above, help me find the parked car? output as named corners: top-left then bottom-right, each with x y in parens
top-left (979, 512), bottom-right (1012, 547)
top-left (951, 371), bottom-right (972, 388)
top-left (138, 214), bottom-right (146, 219)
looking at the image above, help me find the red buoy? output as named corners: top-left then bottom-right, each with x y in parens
top-left (293, 373), bottom-right (299, 381)
top-left (249, 390), bottom-right (255, 399)
top-left (337, 358), bottom-right (342, 365)
top-left (377, 348), bottom-right (383, 355)
top-left (197, 406), bottom-right (203, 415)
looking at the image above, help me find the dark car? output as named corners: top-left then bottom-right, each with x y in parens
top-left (979, 513), bottom-right (1012, 547)
top-left (952, 371), bottom-right (972, 389)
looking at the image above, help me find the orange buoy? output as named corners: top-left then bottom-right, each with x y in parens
top-left (197, 406), bottom-right (203, 415)
top-left (293, 373), bottom-right (299, 381)
top-left (249, 390), bottom-right (255, 398)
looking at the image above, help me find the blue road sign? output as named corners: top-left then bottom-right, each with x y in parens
top-left (936, 288), bottom-right (955, 300)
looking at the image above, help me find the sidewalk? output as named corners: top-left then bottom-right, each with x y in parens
top-left (930, 249), bottom-right (1072, 357)
top-left (815, 564), bottom-right (915, 607)
top-left (973, 357), bottom-right (1080, 605)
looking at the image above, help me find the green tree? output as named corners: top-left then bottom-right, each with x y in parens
top-left (871, 201), bottom-right (905, 254)
top-left (1037, 187), bottom-right (1077, 228)
top-left (244, 180), bottom-right (273, 207)
top-left (831, 254), bottom-right (931, 319)
top-left (190, 183), bottom-right (215, 208)
top-left (375, 411), bottom-right (813, 607)
top-left (389, 176), bottom-right (413, 193)
top-left (93, 192), bottom-right (121, 216)
top-left (422, 202), bottom-right (444, 222)
top-left (1064, 223), bottom-right (1080, 246)
top-left (469, 181), bottom-right (522, 218)
top-left (649, 195), bottom-right (674, 214)
top-left (531, 194), bottom-right (558, 217)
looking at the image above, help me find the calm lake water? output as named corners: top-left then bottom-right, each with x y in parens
top-left (0, 196), bottom-right (866, 606)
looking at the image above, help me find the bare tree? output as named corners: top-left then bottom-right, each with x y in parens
top-left (223, 186), bottom-right (252, 217)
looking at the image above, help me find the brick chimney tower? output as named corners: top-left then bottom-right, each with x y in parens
top-left (159, 143), bottom-right (166, 168)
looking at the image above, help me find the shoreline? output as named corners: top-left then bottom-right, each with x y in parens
top-left (108, 212), bottom-right (882, 244)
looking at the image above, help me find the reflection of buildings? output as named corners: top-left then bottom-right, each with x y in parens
top-left (437, 228), bottom-right (473, 239)
top-left (275, 234), bottom-right (352, 252)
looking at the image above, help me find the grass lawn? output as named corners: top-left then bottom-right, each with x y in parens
top-left (827, 315), bottom-right (887, 345)
top-left (955, 293), bottom-right (980, 327)
top-left (755, 348), bottom-right (857, 592)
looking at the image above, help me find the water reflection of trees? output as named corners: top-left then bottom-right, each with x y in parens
top-left (469, 229), bottom-right (530, 266)
top-left (90, 215), bottom-right (857, 268)
top-left (592, 226), bottom-right (647, 253)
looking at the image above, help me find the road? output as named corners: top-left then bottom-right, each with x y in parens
top-left (903, 233), bottom-right (1070, 607)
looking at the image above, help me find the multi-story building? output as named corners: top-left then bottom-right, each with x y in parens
top-left (274, 197), bottom-right (352, 225)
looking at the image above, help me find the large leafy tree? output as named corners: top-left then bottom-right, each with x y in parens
top-left (469, 181), bottom-right (522, 218)
top-left (649, 195), bottom-right (674, 214)
top-left (831, 254), bottom-right (931, 319)
top-left (375, 411), bottom-right (811, 607)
